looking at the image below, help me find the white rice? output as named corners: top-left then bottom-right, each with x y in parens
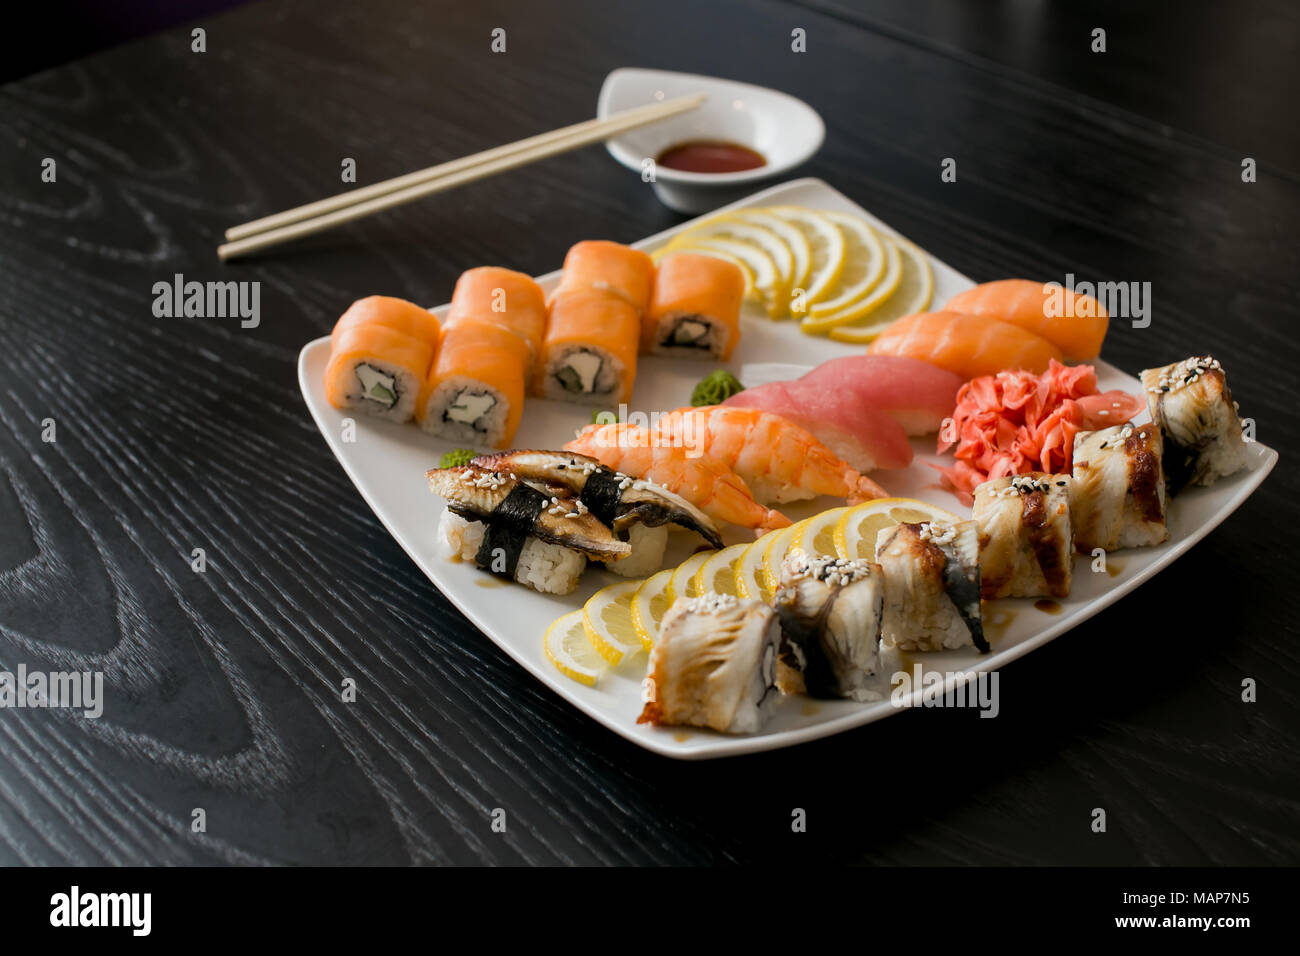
top-left (338, 358), bottom-right (421, 423)
top-left (420, 376), bottom-right (511, 446)
top-left (437, 510), bottom-right (584, 594)
top-left (605, 523), bottom-right (669, 577)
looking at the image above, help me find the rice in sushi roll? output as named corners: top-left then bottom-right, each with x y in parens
top-left (1071, 423), bottom-right (1168, 552)
top-left (638, 593), bottom-right (780, 734)
top-left (1140, 356), bottom-right (1248, 491)
top-left (773, 549), bottom-right (884, 701)
top-left (428, 465), bottom-right (629, 594)
top-left (972, 473), bottom-right (1074, 599)
top-left (875, 520), bottom-right (987, 653)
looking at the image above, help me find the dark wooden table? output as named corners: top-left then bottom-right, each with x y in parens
top-left (1, 0), bottom-right (1296, 865)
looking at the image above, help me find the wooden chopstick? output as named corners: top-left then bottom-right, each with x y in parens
top-left (218, 93), bottom-right (705, 261)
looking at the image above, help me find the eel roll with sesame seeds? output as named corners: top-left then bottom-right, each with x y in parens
top-left (427, 464), bottom-right (629, 594)
top-left (972, 473), bottom-right (1074, 599)
top-left (875, 520), bottom-right (987, 653)
top-left (468, 449), bottom-right (724, 576)
top-left (638, 593), bottom-right (781, 734)
top-left (773, 549), bottom-right (885, 701)
top-left (1140, 356), bottom-right (1248, 491)
top-left (1071, 423), bottom-right (1169, 552)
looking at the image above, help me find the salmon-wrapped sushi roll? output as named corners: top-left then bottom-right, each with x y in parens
top-left (445, 267), bottom-right (547, 361)
top-left (973, 474), bottom-right (1074, 599)
top-left (330, 295), bottom-right (442, 348)
top-left (415, 319), bottom-right (531, 448)
top-left (645, 253), bottom-right (745, 358)
top-left (538, 289), bottom-right (639, 405)
top-left (1140, 356), bottom-right (1247, 491)
top-left (554, 240), bottom-right (655, 314)
top-left (1071, 423), bottom-right (1168, 551)
top-left (325, 323), bottom-right (436, 423)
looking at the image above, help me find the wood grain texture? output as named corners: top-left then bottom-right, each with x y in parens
top-left (0, 0), bottom-right (1296, 865)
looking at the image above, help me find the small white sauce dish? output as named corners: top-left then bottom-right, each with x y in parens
top-left (598, 68), bottom-right (825, 214)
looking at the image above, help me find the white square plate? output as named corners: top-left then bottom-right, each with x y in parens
top-left (298, 178), bottom-right (1277, 759)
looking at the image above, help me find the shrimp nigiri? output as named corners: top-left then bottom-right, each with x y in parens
top-left (944, 279), bottom-right (1108, 361)
top-left (653, 406), bottom-right (889, 505)
top-left (565, 423), bottom-right (791, 534)
top-left (867, 310), bottom-right (1063, 378)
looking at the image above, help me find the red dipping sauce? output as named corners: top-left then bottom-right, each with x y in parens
top-left (656, 140), bottom-right (766, 173)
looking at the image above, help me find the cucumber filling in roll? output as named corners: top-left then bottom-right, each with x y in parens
top-left (553, 349), bottom-right (607, 394)
top-left (654, 313), bottom-right (728, 357)
top-left (355, 362), bottom-right (398, 409)
top-left (444, 389), bottom-right (498, 429)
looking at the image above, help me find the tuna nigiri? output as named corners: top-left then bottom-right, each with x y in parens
top-left (944, 279), bottom-right (1108, 361)
top-left (652, 406), bottom-right (888, 505)
top-left (723, 383), bottom-right (912, 473)
top-left (794, 355), bottom-right (963, 436)
top-left (867, 310), bottom-right (1063, 378)
top-left (565, 423), bottom-right (791, 534)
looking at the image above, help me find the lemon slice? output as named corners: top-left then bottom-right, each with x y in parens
top-left (544, 610), bottom-right (604, 686)
top-left (760, 518), bottom-right (808, 593)
top-left (793, 506), bottom-right (851, 558)
top-left (800, 233), bottom-right (902, 334)
top-left (806, 213), bottom-right (886, 318)
top-left (666, 549), bottom-right (715, 605)
top-left (767, 207), bottom-right (845, 314)
top-left (582, 579), bottom-right (644, 666)
top-left (733, 209), bottom-right (811, 293)
top-left (692, 542), bottom-right (750, 597)
top-left (662, 236), bottom-right (780, 317)
top-left (666, 216), bottom-right (793, 313)
top-left (828, 236), bottom-right (935, 343)
top-left (735, 529), bottom-right (780, 599)
top-left (833, 498), bottom-right (960, 560)
top-left (630, 569), bottom-right (672, 651)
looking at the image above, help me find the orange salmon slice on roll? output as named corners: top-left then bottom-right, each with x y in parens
top-left (415, 318), bottom-right (531, 448)
top-left (537, 289), bottom-right (640, 405)
top-left (554, 239), bottom-right (655, 314)
top-left (645, 253), bottom-right (745, 359)
top-left (325, 297), bottom-right (440, 423)
top-left (445, 266), bottom-right (548, 365)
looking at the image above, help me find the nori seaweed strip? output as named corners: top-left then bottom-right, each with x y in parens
top-left (935, 540), bottom-right (988, 653)
top-left (473, 484), bottom-right (547, 579)
top-left (578, 468), bottom-right (625, 527)
top-left (775, 591), bottom-right (843, 699)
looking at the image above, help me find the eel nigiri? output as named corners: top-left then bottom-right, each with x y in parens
top-left (972, 473), bottom-right (1074, 599)
top-left (645, 253), bottom-right (745, 359)
top-left (724, 381), bottom-right (912, 472)
top-left (653, 406), bottom-right (889, 504)
top-left (565, 423), bottom-right (791, 534)
top-left (428, 465), bottom-right (630, 594)
top-left (793, 355), bottom-right (963, 436)
top-left (639, 593), bottom-right (781, 734)
top-left (444, 266), bottom-right (547, 360)
top-left (945, 279), bottom-right (1109, 361)
top-left (470, 449), bottom-right (723, 575)
top-left (867, 310), bottom-right (1063, 378)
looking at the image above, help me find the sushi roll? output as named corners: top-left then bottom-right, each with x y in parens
top-left (638, 593), bottom-right (780, 734)
top-left (415, 319), bottom-right (532, 448)
top-left (537, 289), bottom-right (640, 405)
top-left (773, 549), bottom-right (884, 701)
top-left (325, 323), bottom-right (436, 423)
top-left (554, 239), bottom-right (655, 315)
top-left (1071, 423), bottom-right (1168, 552)
top-left (1140, 356), bottom-right (1248, 491)
top-left (428, 465), bottom-right (630, 594)
top-left (875, 520), bottom-right (987, 653)
top-left (444, 267), bottom-right (548, 369)
top-left (644, 253), bottom-right (745, 359)
top-left (469, 450), bottom-right (724, 576)
top-left (330, 295), bottom-right (442, 348)
top-left (972, 473), bottom-right (1074, 599)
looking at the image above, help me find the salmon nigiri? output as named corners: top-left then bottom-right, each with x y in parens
top-left (653, 406), bottom-right (889, 505)
top-left (944, 279), bottom-right (1108, 360)
top-left (565, 423), bottom-right (790, 534)
top-left (867, 310), bottom-right (1063, 379)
